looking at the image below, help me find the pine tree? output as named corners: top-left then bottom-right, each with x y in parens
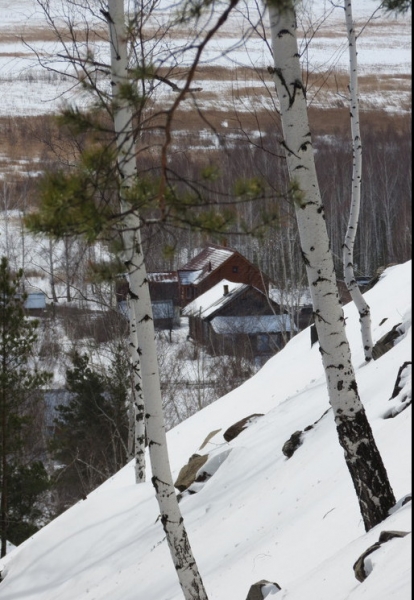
top-left (0, 257), bottom-right (52, 556)
top-left (50, 351), bottom-right (129, 509)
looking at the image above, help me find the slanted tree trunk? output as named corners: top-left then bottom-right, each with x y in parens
top-left (342, 0), bottom-right (373, 362)
top-left (0, 352), bottom-right (7, 558)
top-left (48, 239), bottom-right (59, 304)
top-left (106, 1), bottom-right (208, 596)
top-left (63, 236), bottom-right (72, 302)
top-left (267, 1), bottom-right (395, 531)
top-left (127, 297), bottom-right (146, 482)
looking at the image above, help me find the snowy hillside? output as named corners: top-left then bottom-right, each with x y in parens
top-left (0, 261), bottom-right (411, 600)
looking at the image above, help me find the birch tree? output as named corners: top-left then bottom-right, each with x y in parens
top-left (105, 1), bottom-right (208, 597)
top-left (342, 0), bottom-right (373, 362)
top-left (267, 0), bottom-right (396, 531)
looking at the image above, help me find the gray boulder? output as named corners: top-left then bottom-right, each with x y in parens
top-left (353, 530), bottom-right (409, 582)
top-left (174, 454), bottom-right (209, 492)
top-left (245, 580), bottom-right (281, 599)
top-left (223, 414), bottom-right (264, 443)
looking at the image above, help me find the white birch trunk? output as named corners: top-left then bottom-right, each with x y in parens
top-left (342, 0), bottom-right (373, 362)
top-left (127, 296), bottom-right (146, 482)
top-left (267, 1), bottom-right (395, 531)
top-left (48, 239), bottom-right (58, 303)
top-left (107, 1), bottom-right (208, 596)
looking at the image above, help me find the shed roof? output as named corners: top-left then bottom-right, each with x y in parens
top-left (182, 279), bottom-right (247, 318)
top-left (147, 272), bottom-right (178, 283)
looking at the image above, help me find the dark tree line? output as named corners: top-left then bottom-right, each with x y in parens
top-left (139, 124), bottom-right (411, 286)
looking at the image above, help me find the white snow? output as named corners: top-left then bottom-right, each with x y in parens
top-left (0, 0), bottom-right (411, 116)
top-left (0, 260), bottom-right (411, 600)
top-left (0, 1), bottom-right (411, 597)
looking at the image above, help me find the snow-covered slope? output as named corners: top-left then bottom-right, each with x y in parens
top-left (0, 261), bottom-right (411, 600)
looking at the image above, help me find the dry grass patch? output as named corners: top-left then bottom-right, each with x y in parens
top-left (1, 26), bottom-right (108, 45)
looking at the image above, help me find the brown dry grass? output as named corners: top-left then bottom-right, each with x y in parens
top-left (0, 70), bottom-right (410, 183)
top-left (1, 26), bottom-right (108, 45)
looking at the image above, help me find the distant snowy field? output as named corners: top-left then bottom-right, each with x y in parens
top-left (0, 0), bottom-right (411, 116)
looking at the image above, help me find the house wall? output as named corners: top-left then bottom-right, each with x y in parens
top-left (149, 281), bottom-right (179, 304)
top-left (179, 253), bottom-right (270, 307)
top-left (196, 255), bottom-right (268, 298)
top-left (216, 287), bottom-right (280, 317)
top-left (206, 328), bottom-right (284, 360)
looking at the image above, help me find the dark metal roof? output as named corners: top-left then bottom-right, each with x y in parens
top-left (177, 245), bottom-right (237, 286)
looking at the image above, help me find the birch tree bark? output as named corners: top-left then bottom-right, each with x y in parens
top-left (342, 0), bottom-right (373, 362)
top-left (267, 0), bottom-right (395, 531)
top-left (127, 297), bottom-right (146, 483)
top-left (106, 0), bottom-right (208, 596)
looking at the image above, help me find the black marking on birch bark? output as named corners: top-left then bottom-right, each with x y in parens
top-left (277, 28), bottom-right (294, 38)
top-left (129, 290), bottom-right (139, 300)
top-left (272, 68), bottom-right (298, 108)
top-left (152, 476), bottom-right (172, 493)
top-left (139, 314), bottom-right (152, 322)
top-left (348, 379), bottom-right (358, 393)
top-left (335, 409), bottom-right (396, 531)
top-left (100, 9), bottom-right (114, 23)
top-left (149, 440), bottom-right (161, 447)
top-left (301, 250), bottom-right (310, 266)
top-left (281, 139), bottom-right (301, 159)
top-left (315, 311), bottom-right (329, 324)
top-left (327, 363), bottom-right (344, 370)
top-left (293, 78), bottom-right (306, 101)
top-left (312, 276), bottom-right (330, 286)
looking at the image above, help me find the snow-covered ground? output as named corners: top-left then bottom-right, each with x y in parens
top-left (0, 260), bottom-right (411, 600)
top-left (0, 0), bottom-right (411, 116)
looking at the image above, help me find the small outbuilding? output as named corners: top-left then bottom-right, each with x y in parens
top-left (24, 287), bottom-right (47, 311)
top-left (182, 279), bottom-right (295, 363)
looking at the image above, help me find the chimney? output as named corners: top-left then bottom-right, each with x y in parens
top-left (223, 284), bottom-right (229, 295)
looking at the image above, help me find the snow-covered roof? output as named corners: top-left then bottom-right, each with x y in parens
top-left (269, 286), bottom-right (312, 307)
top-left (179, 245), bottom-right (234, 272)
top-left (182, 279), bottom-right (246, 318)
top-left (178, 269), bottom-right (203, 285)
top-left (178, 245), bottom-right (236, 286)
top-left (147, 272), bottom-right (178, 283)
top-left (210, 314), bottom-right (294, 334)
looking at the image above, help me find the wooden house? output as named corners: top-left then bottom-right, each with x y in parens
top-left (182, 279), bottom-right (294, 363)
top-left (177, 244), bottom-right (270, 308)
top-left (147, 272), bottom-right (180, 329)
top-left (115, 272), bottom-right (180, 329)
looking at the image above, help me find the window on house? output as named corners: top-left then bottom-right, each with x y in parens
top-left (257, 334), bottom-right (270, 353)
top-left (186, 287), bottom-right (193, 299)
top-left (232, 266), bottom-right (239, 273)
